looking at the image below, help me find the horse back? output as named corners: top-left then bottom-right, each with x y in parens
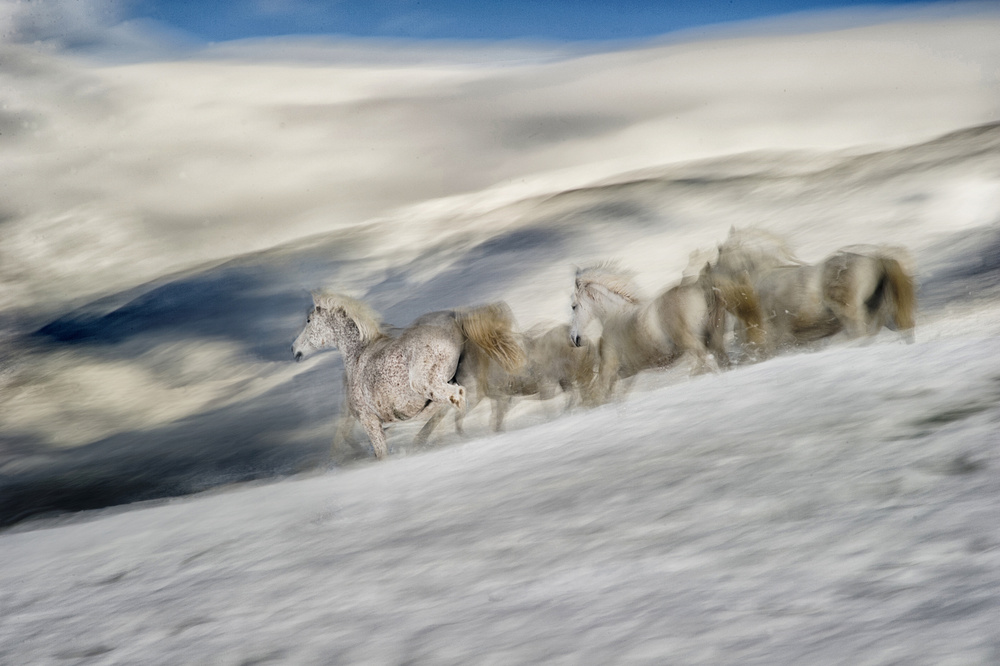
top-left (353, 314), bottom-right (464, 421)
top-left (756, 265), bottom-right (825, 312)
top-left (754, 264), bottom-right (839, 342)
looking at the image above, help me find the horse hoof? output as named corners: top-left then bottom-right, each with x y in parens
top-left (450, 386), bottom-right (466, 410)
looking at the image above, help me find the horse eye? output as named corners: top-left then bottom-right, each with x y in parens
top-left (571, 304), bottom-right (577, 310)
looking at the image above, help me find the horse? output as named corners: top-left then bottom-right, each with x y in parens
top-left (292, 292), bottom-right (524, 459)
top-left (412, 323), bottom-right (598, 442)
top-left (464, 323), bottom-right (597, 433)
top-left (568, 262), bottom-right (759, 403)
top-left (711, 226), bottom-right (916, 357)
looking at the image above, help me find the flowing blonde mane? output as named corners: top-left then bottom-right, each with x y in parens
top-left (718, 226), bottom-right (805, 272)
top-left (575, 262), bottom-right (643, 305)
top-left (313, 292), bottom-right (386, 343)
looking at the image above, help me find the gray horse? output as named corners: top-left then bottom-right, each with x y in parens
top-left (711, 227), bottom-right (916, 358)
top-left (292, 292), bottom-right (524, 460)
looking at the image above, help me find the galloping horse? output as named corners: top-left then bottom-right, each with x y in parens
top-left (413, 323), bottom-right (598, 442)
top-left (292, 292), bottom-right (524, 459)
top-left (461, 322), bottom-right (598, 431)
top-left (712, 227), bottom-right (916, 357)
top-left (568, 263), bottom-right (759, 403)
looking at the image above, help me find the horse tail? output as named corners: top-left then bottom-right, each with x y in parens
top-left (710, 274), bottom-right (767, 350)
top-left (876, 255), bottom-right (917, 336)
top-left (456, 302), bottom-right (526, 374)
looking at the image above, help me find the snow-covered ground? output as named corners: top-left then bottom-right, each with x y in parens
top-left (2, 332), bottom-right (999, 664)
top-left (2, 5), bottom-right (1000, 663)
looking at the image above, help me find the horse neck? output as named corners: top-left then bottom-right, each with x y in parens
top-left (329, 314), bottom-right (368, 366)
top-left (719, 249), bottom-right (786, 280)
top-left (586, 289), bottom-right (640, 324)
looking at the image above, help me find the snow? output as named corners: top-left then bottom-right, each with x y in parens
top-left (2, 334), bottom-right (999, 664)
top-left (2, 5), bottom-right (1000, 664)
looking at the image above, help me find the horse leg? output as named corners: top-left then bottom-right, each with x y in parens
top-left (593, 341), bottom-right (620, 405)
top-left (559, 378), bottom-right (578, 413)
top-left (358, 412), bottom-right (389, 460)
top-left (411, 368), bottom-right (466, 411)
top-left (617, 374), bottom-right (637, 401)
top-left (454, 387), bottom-right (483, 437)
top-left (824, 257), bottom-right (873, 341)
top-left (491, 396), bottom-right (513, 432)
top-left (841, 293), bottom-right (869, 339)
top-left (707, 330), bottom-right (730, 370)
top-left (574, 345), bottom-right (601, 408)
top-left (715, 275), bottom-right (766, 361)
top-left (659, 293), bottom-right (713, 374)
top-left (332, 413), bottom-right (367, 459)
top-left (706, 296), bottom-right (731, 370)
top-left (836, 301), bottom-right (869, 341)
top-left (686, 345), bottom-right (712, 375)
top-left (413, 403), bottom-right (447, 448)
top-left (669, 317), bottom-right (712, 375)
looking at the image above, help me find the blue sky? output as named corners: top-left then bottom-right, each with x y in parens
top-left (130, 0), bottom-right (941, 43)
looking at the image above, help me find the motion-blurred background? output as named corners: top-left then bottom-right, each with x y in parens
top-left (1, 0), bottom-right (999, 528)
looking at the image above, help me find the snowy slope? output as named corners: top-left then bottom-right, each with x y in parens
top-left (2, 332), bottom-right (999, 664)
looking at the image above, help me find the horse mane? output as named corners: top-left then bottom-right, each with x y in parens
top-left (718, 226), bottom-right (806, 271)
top-left (681, 247), bottom-right (718, 284)
top-left (313, 292), bottom-right (386, 343)
top-left (575, 262), bottom-right (643, 305)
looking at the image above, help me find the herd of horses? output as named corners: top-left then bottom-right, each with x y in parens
top-left (292, 227), bottom-right (917, 460)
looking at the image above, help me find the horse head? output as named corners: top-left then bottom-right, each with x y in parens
top-left (291, 303), bottom-right (335, 361)
top-left (291, 292), bottom-right (384, 361)
top-left (570, 263), bottom-right (641, 346)
top-left (569, 291), bottom-right (593, 347)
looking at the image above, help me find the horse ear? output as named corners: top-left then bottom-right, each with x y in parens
top-left (729, 225), bottom-right (736, 236)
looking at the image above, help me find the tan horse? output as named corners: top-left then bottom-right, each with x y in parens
top-left (414, 323), bottom-right (598, 442)
top-left (292, 292), bottom-right (524, 459)
top-left (462, 323), bottom-right (598, 431)
top-left (712, 227), bottom-right (916, 358)
top-left (568, 263), bottom-right (759, 403)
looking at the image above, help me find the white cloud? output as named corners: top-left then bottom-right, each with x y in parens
top-left (0, 0), bottom-right (193, 59)
top-left (1, 0), bottom-right (124, 46)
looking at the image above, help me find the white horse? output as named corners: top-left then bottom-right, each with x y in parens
top-left (569, 263), bottom-right (752, 403)
top-left (712, 227), bottom-right (916, 357)
top-left (292, 292), bottom-right (524, 459)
